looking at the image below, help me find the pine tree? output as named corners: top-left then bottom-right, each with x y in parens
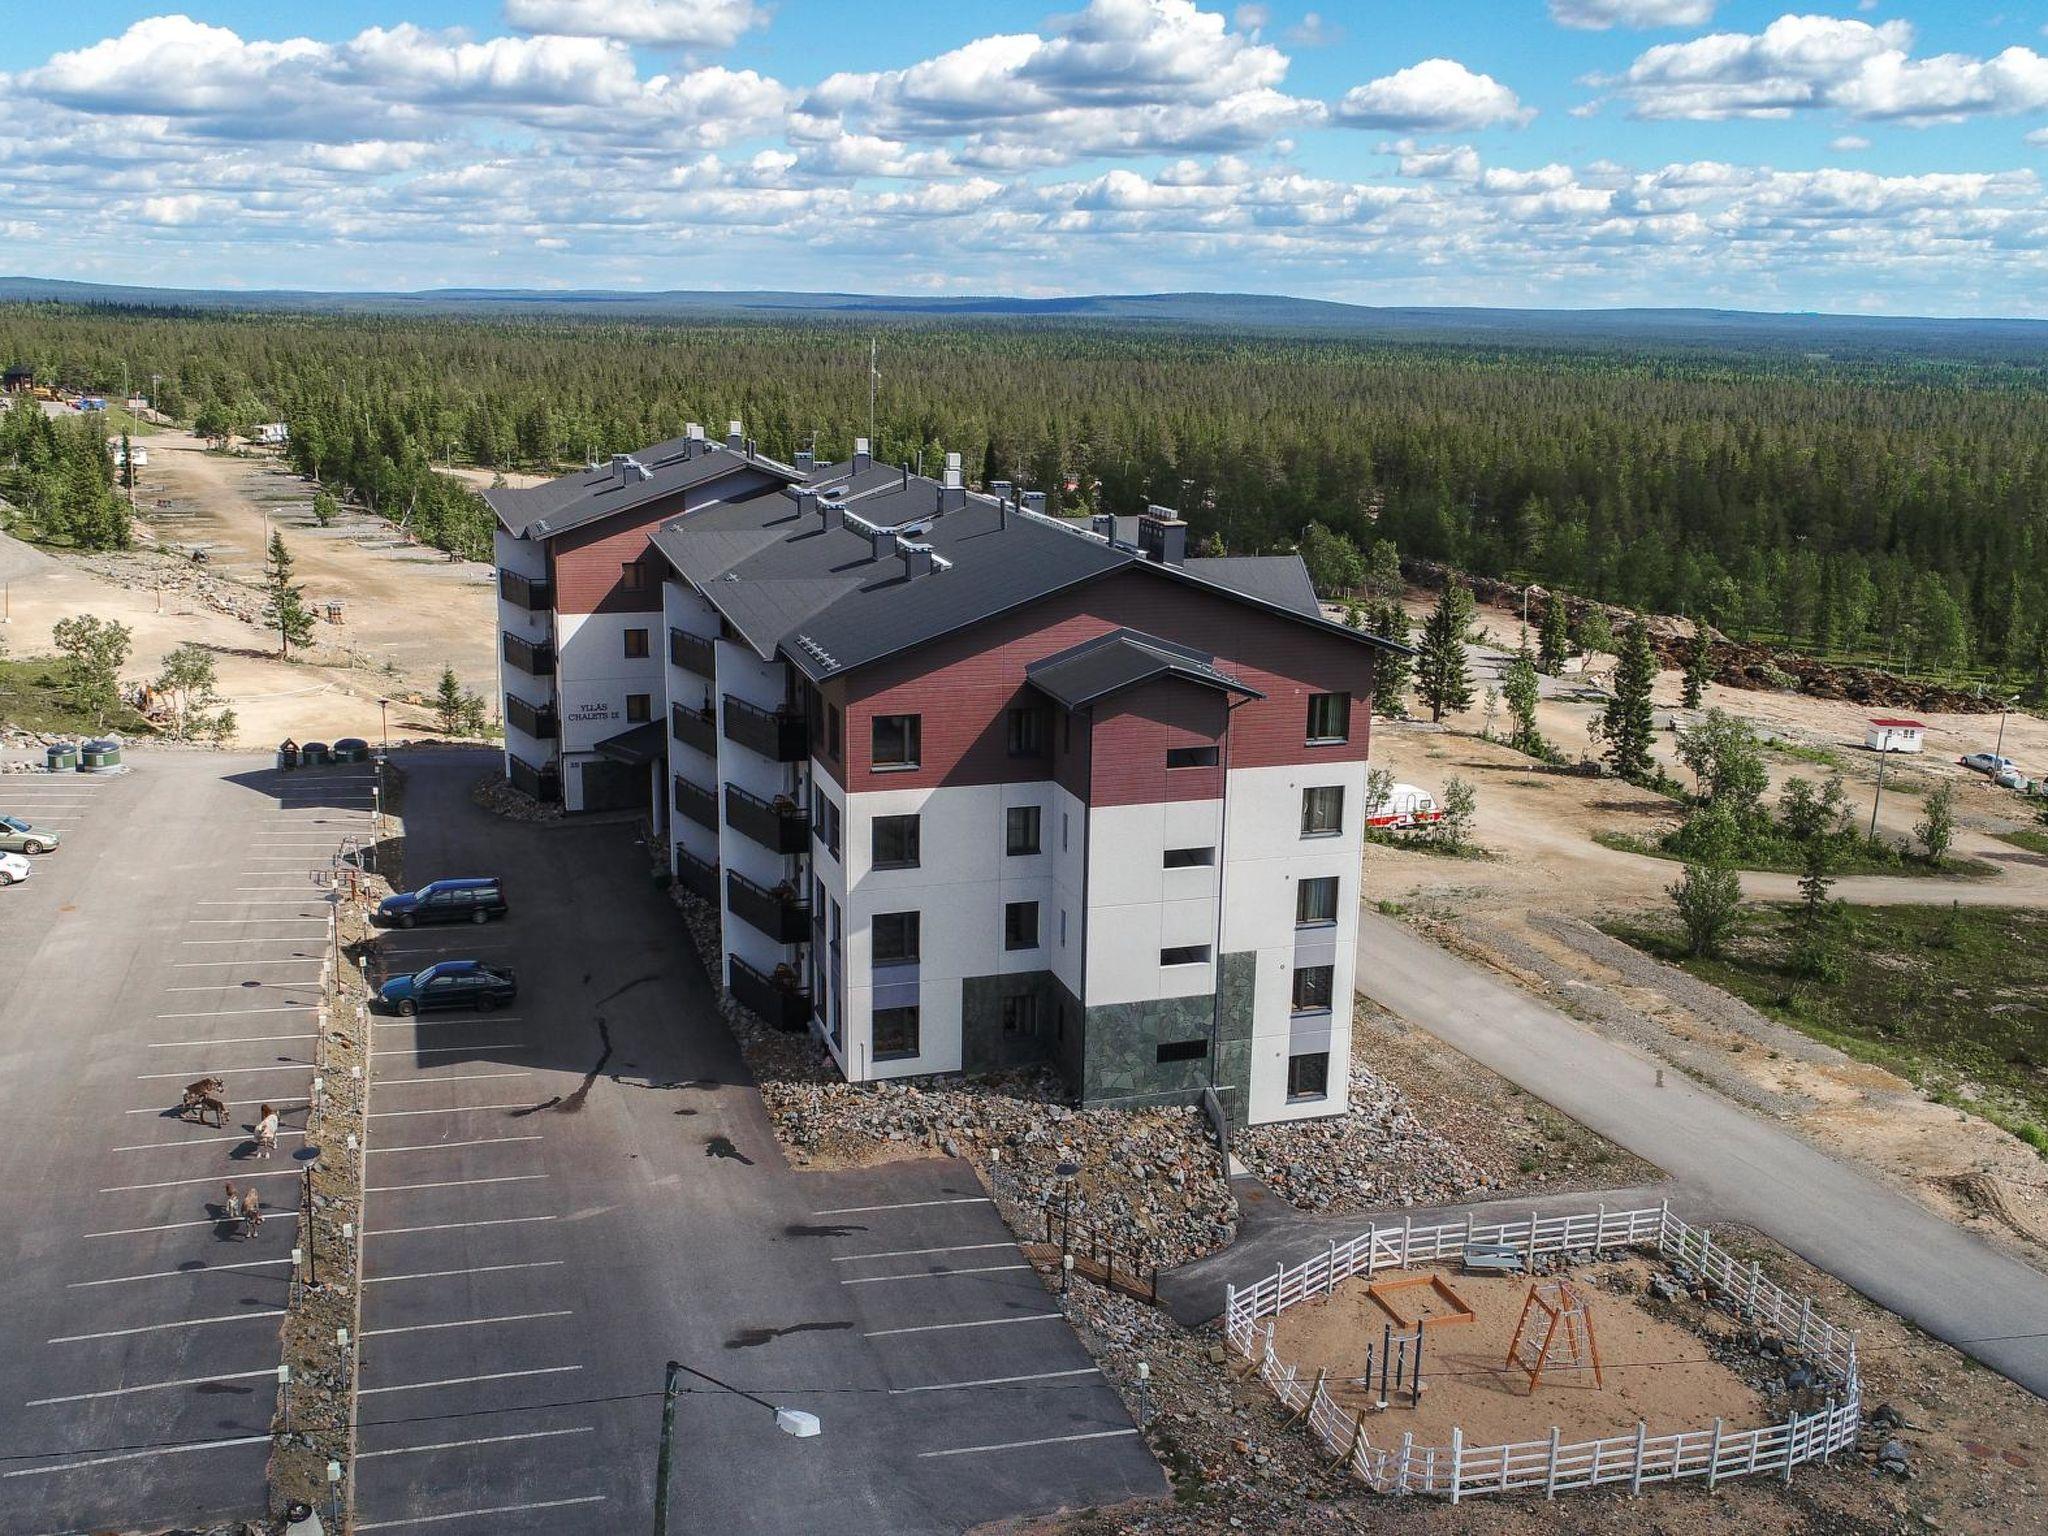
top-left (1414, 583), bottom-right (1475, 724)
top-left (1682, 624), bottom-right (1713, 709)
top-left (1602, 617), bottom-right (1658, 781)
top-left (1502, 627), bottom-right (1542, 754)
top-left (1790, 837), bottom-right (1839, 978)
top-left (1537, 597), bottom-right (1571, 676)
top-left (435, 665), bottom-right (466, 735)
top-left (1371, 602), bottom-right (1412, 718)
top-left (262, 531), bottom-right (315, 658)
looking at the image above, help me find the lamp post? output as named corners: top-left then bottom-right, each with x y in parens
top-left (378, 698), bottom-right (390, 757)
top-left (1995, 695), bottom-right (2019, 761)
top-left (1054, 1159), bottom-right (1081, 1274)
top-left (297, 1145), bottom-right (323, 1288)
top-left (654, 1360), bottom-right (820, 1536)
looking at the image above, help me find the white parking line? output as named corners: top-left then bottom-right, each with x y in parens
top-left (369, 1071), bottom-right (534, 1088)
top-left (164, 980), bottom-right (321, 991)
top-left (69, 1258), bottom-right (293, 1288)
top-left (366, 1215), bottom-right (557, 1238)
top-left (889, 1367), bottom-right (1099, 1395)
top-left (369, 1174), bottom-right (548, 1194)
top-left (363, 1309), bottom-right (572, 1338)
top-left (355, 1496), bottom-right (606, 1530)
top-left (360, 1365), bottom-right (583, 1397)
top-left (111, 1129), bottom-right (306, 1153)
top-left (137, 1062), bottom-right (311, 1080)
top-left (1, 1435), bottom-right (271, 1479)
top-left (813, 1197), bottom-right (991, 1216)
top-left (147, 1032), bottom-right (316, 1047)
top-left (84, 1212), bottom-right (298, 1239)
top-left (26, 1368), bottom-right (278, 1404)
top-left (172, 958), bottom-right (320, 966)
top-left (367, 1261), bottom-right (565, 1284)
top-left (831, 1242), bottom-right (1017, 1263)
top-left (840, 1264), bottom-right (1031, 1286)
top-left (179, 939), bottom-right (323, 947)
top-left (376, 1017), bottom-right (527, 1029)
top-left (50, 1310), bottom-right (284, 1343)
top-left (866, 1313), bottom-right (1065, 1338)
top-left (919, 1428), bottom-right (1140, 1459)
top-left (155, 1004), bottom-right (316, 1018)
top-left (185, 920), bottom-right (327, 927)
top-left (359, 1428), bottom-right (594, 1460)
top-left (194, 901), bottom-right (321, 908)
top-left (100, 1167), bottom-right (304, 1194)
top-left (371, 1043), bottom-right (534, 1058)
top-left (123, 1096), bottom-right (306, 1115)
top-left (368, 1103), bottom-right (534, 1120)
top-left (369, 1135), bottom-right (543, 1156)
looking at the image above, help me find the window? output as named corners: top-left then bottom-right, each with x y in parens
top-left (1061, 812), bottom-right (1070, 851)
top-left (1166, 744), bottom-right (1219, 769)
top-left (1156, 1038), bottom-right (1208, 1063)
top-left (1005, 901), bottom-right (1040, 951)
top-left (1001, 994), bottom-right (1040, 1036)
top-left (623, 627), bottom-right (649, 659)
top-left (872, 713), bottom-right (920, 770)
top-left (1300, 786), bottom-right (1344, 837)
top-left (1306, 692), bottom-right (1350, 743)
top-left (873, 1005), bottom-right (920, 1059)
top-left (872, 910), bottom-right (920, 965)
top-left (1287, 1051), bottom-right (1331, 1100)
top-left (1163, 846), bottom-right (1215, 868)
top-left (1160, 944), bottom-right (1211, 966)
top-left (872, 814), bottom-right (920, 869)
top-left (813, 793), bottom-right (841, 860)
top-left (625, 693), bottom-right (651, 723)
top-left (1296, 876), bottom-right (1339, 926)
top-left (1292, 964), bottom-right (1335, 1013)
top-left (1005, 805), bottom-right (1042, 856)
top-left (1059, 908), bottom-right (1067, 947)
top-left (620, 560), bottom-right (646, 593)
top-left (1006, 706), bottom-right (1046, 757)
top-left (827, 703), bottom-right (842, 759)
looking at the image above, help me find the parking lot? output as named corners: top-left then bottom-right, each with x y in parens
top-left (350, 752), bottom-right (1161, 1534)
top-left (0, 751), bottom-right (372, 1532)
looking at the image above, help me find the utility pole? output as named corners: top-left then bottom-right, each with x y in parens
top-left (867, 337), bottom-right (878, 451)
top-left (1995, 695), bottom-right (2018, 760)
top-left (1868, 751), bottom-right (1888, 841)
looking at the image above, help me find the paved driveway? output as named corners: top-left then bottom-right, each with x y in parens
top-left (351, 751), bottom-right (1161, 1533)
top-left (1352, 908), bottom-right (2048, 1401)
top-left (0, 751), bottom-right (370, 1532)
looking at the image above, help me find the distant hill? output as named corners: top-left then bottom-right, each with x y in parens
top-left (3, 275), bottom-right (2044, 361)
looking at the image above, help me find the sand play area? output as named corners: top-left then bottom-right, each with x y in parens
top-left (1271, 1258), bottom-right (1770, 1451)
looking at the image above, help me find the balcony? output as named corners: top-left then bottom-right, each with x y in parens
top-left (670, 626), bottom-right (716, 679)
top-left (673, 774), bottom-right (718, 830)
top-left (722, 694), bottom-right (807, 763)
top-left (502, 631), bottom-right (556, 677)
top-left (671, 701), bottom-right (717, 757)
top-left (507, 753), bottom-right (560, 805)
top-left (675, 844), bottom-right (720, 903)
top-left (726, 869), bottom-right (810, 944)
top-left (499, 569), bottom-right (554, 611)
top-left (725, 782), bottom-right (809, 854)
top-left (503, 693), bottom-right (558, 740)
top-left (727, 954), bottom-right (812, 1032)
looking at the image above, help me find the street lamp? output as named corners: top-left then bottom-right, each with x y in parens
top-left (654, 1360), bottom-right (820, 1536)
top-left (378, 698), bottom-right (390, 756)
top-left (1995, 695), bottom-right (2020, 761)
top-left (1054, 1159), bottom-right (1081, 1263)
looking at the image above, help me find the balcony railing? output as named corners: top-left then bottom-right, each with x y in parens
top-left (722, 694), bottom-right (808, 763)
top-left (726, 869), bottom-right (810, 944)
top-left (727, 954), bottom-right (812, 1032)
top-left (507, 752), bottom-right (561, 805)
top-left (671, 701), bottom-right (717, 757)
top-left (725, 783), bottom-right (809, 854)
top-left (673, 774), bottom-right (718, 830)
top-left (675, 844), bottom-right (720, 903)
top-left (502, 631), bottom-right (556, 677)
top-left (499, 569), bottom-right (554, 611)
top-left (504, 693), bottom-right (558, 740)
top-left (669, 626), bottom-right (716, 679)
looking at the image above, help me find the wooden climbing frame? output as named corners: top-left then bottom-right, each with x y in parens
top-left (1505, 1278), bottom-right (1604, 1392)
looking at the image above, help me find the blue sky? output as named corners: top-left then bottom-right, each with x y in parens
top-left (2, 2), bottom-right (2045, 313)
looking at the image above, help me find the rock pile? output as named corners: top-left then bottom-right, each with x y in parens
top-left (468, 771), bottom-right (563, 822)
top-left (74, 547), bottom-right (269, 628)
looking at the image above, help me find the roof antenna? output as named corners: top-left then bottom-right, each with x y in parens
top-left (868, 337), bottom-right (878, 452)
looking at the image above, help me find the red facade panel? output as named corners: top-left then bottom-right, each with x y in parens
top-left (1088, 679), bottom-right (1227, 808)
top-left (550, 497), bottom-right (686, 616)
top-left (839, 566), bottom-right (1374, 794)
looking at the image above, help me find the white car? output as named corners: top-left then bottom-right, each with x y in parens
top-left (1994, 765), bottom-right (2032, 792)
top-left (0, 852), bottom-right (29, 886)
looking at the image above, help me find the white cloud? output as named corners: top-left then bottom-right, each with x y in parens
top-left (1831, 134), bottom-right (1871, 150)
top-left (503, 0), bottom-right (767, 49)
top-left (1334, 59), bottom-right (1533, 130)
top-left (1606, 13), bottom-right (2048, 122)
top-left (1285, 13), bottom-right (1343, 48)
top-left (1550, 0), bottom-right (1716, 30)
top-left (2028, 126), bottom-right (2048, 145)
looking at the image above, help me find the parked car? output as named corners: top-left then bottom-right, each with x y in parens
top-left (375, 877), bottom-right (508, 929)
top-left (0, 852), bottom-right (29, 886)
top-left (1993, 765), bottom-right (2033, 792)
top-left (377, 960), bottom-right (517, 1016)
top-left (1960, 752), bottom-right (2017, 776)
top-left (0, 816), bottom-right (60, 854)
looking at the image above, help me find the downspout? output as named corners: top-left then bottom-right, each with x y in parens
top-left (1205, 695), bottom-right (1249, 1130)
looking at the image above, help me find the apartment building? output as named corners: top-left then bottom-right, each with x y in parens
top-left (489, 432), bottom-right (1397, 1127)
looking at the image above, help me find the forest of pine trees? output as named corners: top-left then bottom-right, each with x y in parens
top-left (2, 303), bottom-right (2044, 690)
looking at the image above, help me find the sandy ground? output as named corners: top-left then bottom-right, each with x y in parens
top-left (1273, 1258), bottom-right (1768, 1454)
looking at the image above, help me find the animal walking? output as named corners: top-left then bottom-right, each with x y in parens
top-left (182, 1077), bottom-right (227, 1127)
top-left (253, 1103), bottom-right (279, 1158)
top-left (241, 1186), bottom-right (264, 1237)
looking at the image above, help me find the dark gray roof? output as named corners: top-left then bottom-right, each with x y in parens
top-left (1182, 556), bottom-right (1321, 618)
top-left (1026, 629), bottom-right (1262, 710)
top-left (644, 463), bottom-right (1403, 682)
top-left (486, 436), bottom-right (802, 540)
top-left (593, 718), bottom-right (667, 765)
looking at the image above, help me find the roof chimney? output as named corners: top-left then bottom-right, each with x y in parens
top-left (900, 540), bottom-right (934, 579)
top-left (726, 420), bottom-right (744, 451)
top-left (870, 527), bottom-right (898, 563)
top-left (1021, 490), bottom-right (1047, 514)
top-left (685, 422), bottom-right (705, 459)
top-left (821, 495), bottom-right (844, 532)
top-left (612, 452), bottom-right (652, 485)
top-left (1090, 512), bottom-right (1115, 544)
top-left (940, 451), bottom-right (965, 513)
top-left (991, 480), bottom-right (1013, 501)
top-left (853, 436), bottom-right (871, 474)
top-left (1140, 506), bottom-right (1188, 567)
top-left (794, 448), bottom-right (815, 474)
top-left (791, 486), bottom-right (818, 520)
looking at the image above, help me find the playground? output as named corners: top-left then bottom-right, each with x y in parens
top-left (1271, 1256), bottom-right (1768, 1454)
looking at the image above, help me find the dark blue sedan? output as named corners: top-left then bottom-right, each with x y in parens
top-left (378, 959), bottom-right (517, 1016)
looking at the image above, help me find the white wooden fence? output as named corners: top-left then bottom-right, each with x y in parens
top-left (1224, 1202), bottom-right (1862, 1501)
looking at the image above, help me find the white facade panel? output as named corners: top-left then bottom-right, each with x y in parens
top-left (554, 611), bottom-right (663, 756)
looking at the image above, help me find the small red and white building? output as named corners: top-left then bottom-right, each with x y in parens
top-left (1864, 718), bottom-right (1926, 754)
top-left (488, 429), bottom-right (1404, 1127)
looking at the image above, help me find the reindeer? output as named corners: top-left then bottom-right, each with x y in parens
top-left (182, 1077), bottom-right (227, 1127)
top-left (241, 1186), bottom-right (264, 1237)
